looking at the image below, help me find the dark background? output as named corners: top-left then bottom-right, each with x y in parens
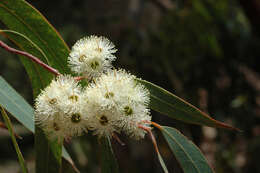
top-left (0, 0), bottom-right (260, 172)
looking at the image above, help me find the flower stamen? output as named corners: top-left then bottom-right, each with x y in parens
top-left (49, 98), bottom-right (57, 105)
top-left (124, 106), bottom-right (133, 116)
top-left (69, 95), bottom-right (78, 102)
top-left (99, 115), bottom-right (108, 126)
top-left (71, 113), bottom-right (81, 123)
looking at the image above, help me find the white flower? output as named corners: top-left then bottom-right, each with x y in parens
top-left (40, 113), bottom-right (66, 142)
top-left (62, 110), bottom-right (88, 138)
top-left (83, 100), bottom-right (119, 138)
top-left (68, 35), bottom-right (117, 77)
top-left (35, 75), bottom-right (88, 140)
top-left (83, 69), bottom-right (151, 139)
top-left (117, 103), bottom-right (151, 139)
top-left (87, 69), bottom-right (149, 106)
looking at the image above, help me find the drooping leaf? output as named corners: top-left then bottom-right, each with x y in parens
top-left (35, 127), bottom-right (63, 173)
top-left (137, 79), bottom-right (237, 130)
top-left (0, 76), bottom-right (34, 132)
top-left (100, 136), bottom-right (120, 173)
top-left (0, 29), bottom-right (53, 96)
top-left (0, 76), bottom-right (78, 173)
top-left (0, 0), bottom-right (72, 172)
top-left (157, 151), bottom-right (169, 173)
top-left (62, 158), bottom-right (80, 173)
top-left (0, 0), bottom-right (70, 76)
top-left (1, 107), bottom-right (29, 173)
top-left (161, 126), bottom-right (214, 173)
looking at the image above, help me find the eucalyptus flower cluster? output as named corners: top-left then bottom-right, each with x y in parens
top-left (34, 35), bottom-right (151, 141)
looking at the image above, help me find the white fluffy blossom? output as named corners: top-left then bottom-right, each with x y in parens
top-left (117, 103), bottom-right (151, 140)
top-left (84, 103), bottom-right (119, 138)
top-left (35, 35), bottom-right (152, 141)
top-left (68, 35), bottom-right (117, 78)
top-left (83, 69), bottom-right (151, 139)
top-left (34, 75), bottom-right (88, 140)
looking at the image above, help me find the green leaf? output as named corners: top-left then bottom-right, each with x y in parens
top-left (35, 127), bottom-right (63, 173)
top-left (137, 79), bottom-right (238, 130)
top-left (1, 107), bottom-right (29, 173)
top-left (0, 1), bottom-right (72, 172)
top-left (0, 76), bottom-right (78, 173)
top-left (157, 151), bottom-right (169, 173)
top-left (0, 0), bottom-right (70, 76)
top-left (62, 158), bottom-right (80, 173)
top-left (0, 29), bottom-right (53, 96)
top-left (0, 76), bottom-right (34, 132)
top-left (100, 136), bottom-right (120, 173)
top-left (161, 126), bottom-right (214, 173)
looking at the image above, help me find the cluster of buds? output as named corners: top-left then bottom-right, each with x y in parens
top-left (34, 36), bottom-right (151, 141)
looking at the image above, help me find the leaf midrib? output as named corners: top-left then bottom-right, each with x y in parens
top-left (150, 94), bottom-right (204, 122)
top-left (0, 2), bottom-right (64, 70)
top-left (0, 78), bottom-right (34, 131)
top-left (162, 127), bottom-right (201, 173)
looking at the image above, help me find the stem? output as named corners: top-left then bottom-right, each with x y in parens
top-left (112, 133), bottom-right (125, 146)
top-left (138, 123), bottom-right (169, 173)
top-left (0, 121), bottom-right (22, 139)
top-left (138, 124), bottom-right (159, 153)
top-left (74, 76), bottom-right (87, 81)
top-left (1, 107), bottom-right (28, 173)
top-left (0, 40), bottom-right (60, 76)
top-left (142, 120), bottom-right (162, 130)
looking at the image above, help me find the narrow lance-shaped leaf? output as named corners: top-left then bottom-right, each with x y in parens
top-left (0, 0), bottom-right (70, 76)
top-left (0, 0), bottom-right (72, 172)
top-left (157, 151), bottom-right (169, 173)
top-left (0, 76), bottom-right (34, 132)
top-left (35, 127), bottom-right (63, 173)
top-left (161, 126), bottom-right (214, 173)
top-left (100, 136), bottom-right (120, 173)
top-left (137, 79), bottom-right (238, 130)
top-left (1, 107), bottom-right (29, 173)
top-left (0, 76), bottom-right (78, 173)
top-left (0, 29), bottom-right (52, 96)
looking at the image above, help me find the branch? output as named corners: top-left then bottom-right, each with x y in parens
top-left (0, 40), bottom-right (60, 76)
top-left (112, 133), bottom-right (125, 146)
top-left (138, 124), bottom-right (159, 153)
top-left (0, 121), bottom-right (22, 139)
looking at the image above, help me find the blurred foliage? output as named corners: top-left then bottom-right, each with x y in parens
top-left (1, 0), bottom-right (260, 172)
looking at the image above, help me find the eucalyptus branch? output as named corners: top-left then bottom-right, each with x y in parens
top-left (0, 121), bottom-right (22, 139)
top-left (138, 124), bottom-right (159, 153)
top-left (142, 120), bottom-right (162, 130)
top-left (112, 133), bottom-right (125, 146)
top-left (0, 40), bottom-right (60, 76)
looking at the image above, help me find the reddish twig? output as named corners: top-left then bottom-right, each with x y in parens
top-left (0, 40), bottom-right (60, 76)
top-left (0, 122), bottom-right (23, 139)
top-left (142, 120), bottom-right (162, 130)
top-left (112, 133), bottom-right (125, 146)
top-left (74, 76), bottom-right (87, 81)
top-left (138, 124), bottom-right (159, 153)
